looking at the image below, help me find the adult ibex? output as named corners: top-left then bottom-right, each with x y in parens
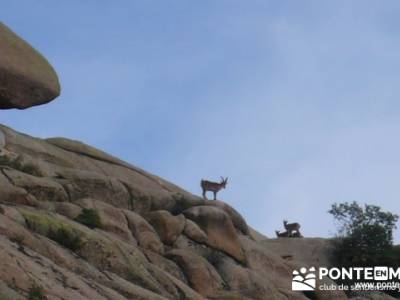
top-left (283, 220), bottom-right (301, 236)
top-left (200, 177), bottom-right (228, 200)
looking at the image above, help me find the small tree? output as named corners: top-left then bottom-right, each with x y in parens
top-left (329, 202), bottom-right (399, 296)
top-left (329, 201), bottom-right (398, 238)
top-left (329, 201), bottom-right (398, 267)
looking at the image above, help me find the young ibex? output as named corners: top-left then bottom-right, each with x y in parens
top-left (283, 220), bottom-right (301, 236)
top-left (290, 231), bottom-right (303, 238)
top-left (275, 230), bottom-right (290, 238)
top-left (201, 177), bottom-right (228, 200)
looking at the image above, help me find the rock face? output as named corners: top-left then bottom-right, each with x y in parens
top-left (0, 124), bottom-right (367, 300)
top-left (261, 237), bottom-right (336, 268)
top-left (146, 210), bottom-right (185, 245)
top-left (183, 205), bottom-right (246, 263)
top-left (0, 23), bottom-right (60, 109)
top-left (166, 249), bottom-right (224, 297)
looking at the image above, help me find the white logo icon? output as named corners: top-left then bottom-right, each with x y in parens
top-left (292, 267), bottom-right (316, 291)
top-left (374, 267), bottom-right (388, 281)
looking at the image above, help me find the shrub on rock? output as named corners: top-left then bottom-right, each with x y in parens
top-left (48, 226), bottom-right (83, 252)
top-left (28, 283), bottom-right (46, 300)
top-left (74, 208), bottom-right (102, 229)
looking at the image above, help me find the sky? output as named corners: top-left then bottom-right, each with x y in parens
top-left (2, 1), bottom-right (400, 241)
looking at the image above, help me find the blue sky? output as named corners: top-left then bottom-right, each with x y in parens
top-left (3, 1), bottom-right (400, 240)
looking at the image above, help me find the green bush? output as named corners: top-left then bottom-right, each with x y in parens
top-left (28, 284), bottom-right (46, 300)
top-left (74, 208), bottom-right (102, 229)
top-left (48, 226), bottom-right (83, 252)
top-left (381, 245), bottom-right (400, 266)
top-left (19, 163), bottom-right (43, 177)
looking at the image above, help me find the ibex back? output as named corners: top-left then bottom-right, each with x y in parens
top-left (201, 177), bottom-right (228, 200)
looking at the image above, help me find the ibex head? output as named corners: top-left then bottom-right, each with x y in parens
top-left (220, 176), bottom-right (228, 189)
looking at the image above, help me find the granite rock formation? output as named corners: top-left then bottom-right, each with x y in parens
top-left (0, 22), bottom-right (60, 109)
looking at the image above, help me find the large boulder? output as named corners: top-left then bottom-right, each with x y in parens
top-left (145, 210), bottom-right (185, 245)
top-left (183, 219), bottom-right (208, 243)
top-left (0, 171), bottom-right (37, 206)
top-left (78, 199), bottom-right (136, 244)
top-left (143, 249), bottom-right (187, 284)
top-left (213, 255), bottom-right (282, 300)
top-left (53, 168), bottom-right (131, 209)
top-left (205, 200), bottom-right (249, 235)
top-left (2, 168), bottom-right (68, 202)
top-left (124, 210), bottom-right (164, 254)
top-left (183, 205), bottom-right (246, 263)
top-left (0, 23), bottom-right (60, 109)
top-left (166, 249), bottom-right (224, 297)
top-left (239, 235), bottom-right (296, 294)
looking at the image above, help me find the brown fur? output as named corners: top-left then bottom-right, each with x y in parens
top-left (201, 177), bottom-right (228, 200)
top-left (283, 220), bottom-right (302, 236)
